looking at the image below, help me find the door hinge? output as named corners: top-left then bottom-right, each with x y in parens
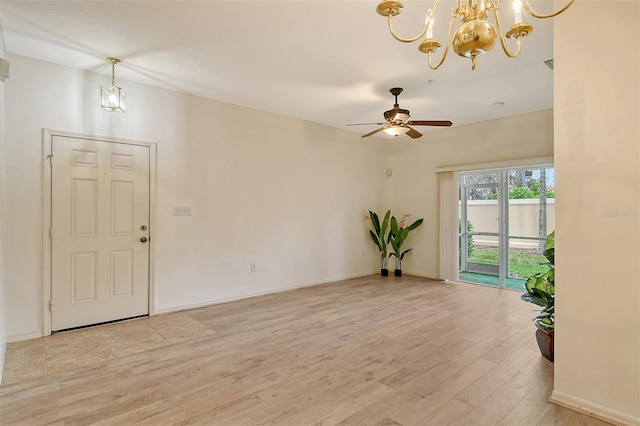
top-left (46, 154), bottom-right (53, 167)
top-left (49, 300), bottom-right (53, 311)
top-left (49, 227), bottom-right (54, 239)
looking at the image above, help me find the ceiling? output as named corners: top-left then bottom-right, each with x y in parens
top-left (0, 0), bottom-right (556, 139)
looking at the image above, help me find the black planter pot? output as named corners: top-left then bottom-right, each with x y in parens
top-left (535, 325), bottom-right (554, 362)
top-left (380, 268), bottom-right (389, 276)
top-left (394, 269), bottom-right (402, 277)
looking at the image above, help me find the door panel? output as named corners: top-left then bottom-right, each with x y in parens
top-left (51, 136), bottom-right (150, 331)
top-left (71, 252), bottom-right (97, 302)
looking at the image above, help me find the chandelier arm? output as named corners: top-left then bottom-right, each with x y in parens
top-left (387, 14), bottom-right (428, 43)
top-left (522, 0), bottom-right (575, 19)
top-left (426, 13), bottom-right (457, 70)
top-left (493, 9), bottom-right (523, 58)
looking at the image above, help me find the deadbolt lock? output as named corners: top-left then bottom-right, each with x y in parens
top-left (141, 225), bottom-right (148, 231)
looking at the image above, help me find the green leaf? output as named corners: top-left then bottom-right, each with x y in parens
top-left (406, 218), bottom-right (423, 232)
top-left (370, 211), bottom-right (381, 234)
top-left (369, 230), bottom-right (380, 249)
top-left (521, 293), bottom-right (546, 307)
top-left (400, 248), bottom-right (412, 260)
top-left (545, 231), bottom-right (555, 250)
top-left (389, 217), bottom-right (398, 234)
top-left (381, 210), bottom-right (391, 230)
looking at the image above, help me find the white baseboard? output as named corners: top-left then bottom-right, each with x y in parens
top-left (550, 390), bottom-right (640, 426)
top-left (154, 271), bottom-right (377, 316)
top-left (6, 330), bottom-right (43, 343)
top-left (4, 273), bottom-right (378, 341)
top-left (402, 271), bottom-right (441, 281)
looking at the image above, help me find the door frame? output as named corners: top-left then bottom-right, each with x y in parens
top-left (459, 179), bottom-right (502, 282)
top-left (436, 156), bottom-right (554, 282)
top-left (457, 166), bottom-right (553, 289)
top-left (42, 129), bottom-right (157, 336)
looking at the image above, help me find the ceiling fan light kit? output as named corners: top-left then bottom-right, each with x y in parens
top-left (377, 0), bottom-right (575, 70)
top-left (383, 125), bottom-right (410, 136)
top-left (346, 87), bottom-right (452, 139)
top-left (100, 57), bottom-right (126, 112)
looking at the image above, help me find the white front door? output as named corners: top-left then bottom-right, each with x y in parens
top-left (51, 135), bottom-right (150, 331)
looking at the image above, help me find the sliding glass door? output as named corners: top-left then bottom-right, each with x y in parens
top-left (459, 172), bottom-right (501, 283)
top-left (459, 167), bottom-right (554, 290)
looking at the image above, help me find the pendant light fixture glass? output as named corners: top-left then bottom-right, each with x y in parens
top-left (383, 124), bottom-right (410, 136)
top-left (101, 57), bottom-right (126, 112)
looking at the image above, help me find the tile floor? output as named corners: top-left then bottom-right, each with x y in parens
top-left (1, 311), bottom-right (216, 385)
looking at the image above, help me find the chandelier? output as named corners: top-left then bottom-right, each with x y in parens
top-left (100, 57), bottom-right (126, 112)
top-left (376, 0), bottom-right (575, 70)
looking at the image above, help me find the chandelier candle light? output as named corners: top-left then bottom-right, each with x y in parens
top-left (101, 57), bottom-right (126, 112)
top-left (376, 0), bottom-right (575, 70)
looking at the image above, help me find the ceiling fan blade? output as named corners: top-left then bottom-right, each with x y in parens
top-left (346, 122), bottom-right (385, 127)
top-left (361, 127), bottom-right (385, 138)
top-left (406, 127), bottom-right (422, 139)
top-left (407, 120), bottom-right (453, 127)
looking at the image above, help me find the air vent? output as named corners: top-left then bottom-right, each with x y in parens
top-left (544, 59), bottom-right (554, 70)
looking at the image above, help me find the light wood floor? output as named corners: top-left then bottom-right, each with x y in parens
top-left (1, 275), bottom-right (610, 425)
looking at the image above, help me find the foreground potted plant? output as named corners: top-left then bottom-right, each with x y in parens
top-left (388, 214), bottom-right (423, 277)
top-left (521, 231), bottom-right (555, 361)
top-left (365, 210), bottom-right (391, 276)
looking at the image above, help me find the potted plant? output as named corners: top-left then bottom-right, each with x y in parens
top-left (388, 214), bottom-right (424, 277)
top-left (521, 231), bottom-right (555, 361)
top-left (365, 210), bottom-right (391, 276)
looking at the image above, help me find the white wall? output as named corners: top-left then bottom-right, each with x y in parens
top-left (553, 1), bottom-right (640, 424)
top-left (0, 11), bottom-right (8, 380)
top-left (382, 109), bottom-right (554, 275)
top-left (3, 54), bottom-right (386, 340)
top-left (2, 55), bottom-right (556, 341)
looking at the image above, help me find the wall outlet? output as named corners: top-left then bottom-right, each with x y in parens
top-left (251, 264), bottom-right (257, 272)
top-left (173, 206), bottom-right (192, 216)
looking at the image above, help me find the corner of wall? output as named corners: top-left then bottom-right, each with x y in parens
top-left (0, 12), bottom-right (8, 383)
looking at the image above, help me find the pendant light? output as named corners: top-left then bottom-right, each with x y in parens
top-left (100, 57), bottom-right (126, 112)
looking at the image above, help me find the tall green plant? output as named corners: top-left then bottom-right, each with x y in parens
top-left (521, 231), bottom-right (555, 331)
top-left (366, 210), bottom-right (391, 270)
top-left (389, 214), bottom-right (424, 270)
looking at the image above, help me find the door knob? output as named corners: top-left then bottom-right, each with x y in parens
top-left (140, 237), bottom-right (148, 243)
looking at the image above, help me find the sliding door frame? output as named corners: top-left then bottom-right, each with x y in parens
top-left (437, 156), bottom-right (554, 286)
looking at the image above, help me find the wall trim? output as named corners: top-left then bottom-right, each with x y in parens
top-left (42, 129), bottom-right (157, 336)
top-left (434, 156), bottom-right (554, 173)
top-left (6, 330), bottom-right (43, 343)
top-left (550, 390), bottom-right (640, 426)
top-left (400, 272), bottom-right (442, 282)
top-left (154, 272), bottom-right (378, 316)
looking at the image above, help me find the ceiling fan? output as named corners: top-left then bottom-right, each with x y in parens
top-left (347, 87), bottom-right (452, 139)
